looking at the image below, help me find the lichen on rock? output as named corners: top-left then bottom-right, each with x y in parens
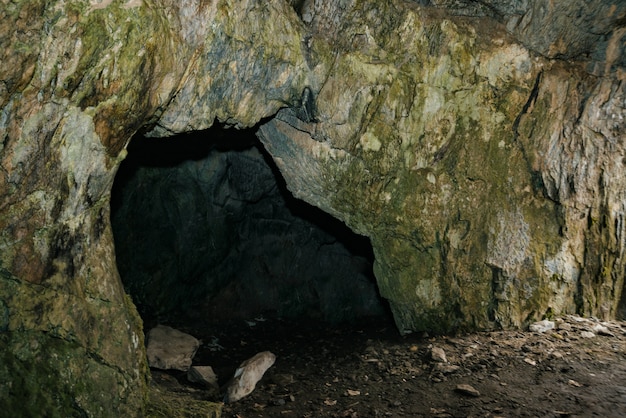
top-left (1, 0), bottom-right (625, 415)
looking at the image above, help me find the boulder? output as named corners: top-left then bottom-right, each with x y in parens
top-left (146, 325), bottom-right (200, 371)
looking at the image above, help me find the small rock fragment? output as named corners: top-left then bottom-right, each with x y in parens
top-left (435, 363), bottom-right (460, 374)
top-left (224, 351), bottom-right (276, 403)
top-left (568, 379), bottom-right (582, 387)
top-left (455, 383), bottom-right (480, 397)
top-left (431, 346), bottom-right (447, 363)
top-left (580, 331), bottom-right (596, 338)
top-left (529, 320), bottom-right (555, 333)
top-left (524, 357), bottom-right (536, 366)
top-left (146, 325), bottom-right (200, 371)
top-left (557, 322), bottom-right (572, 331)
top-left (188, 365), bottom-right (219, 390)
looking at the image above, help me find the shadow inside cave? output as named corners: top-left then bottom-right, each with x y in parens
top-left (110, 124), bottom-right (394, 335)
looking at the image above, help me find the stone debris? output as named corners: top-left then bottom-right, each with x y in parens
top-left (435, 363), bottom-right (460, 374)
top-left (568, 379), bottom-right (583, 387)
top-left (592, 324), bottom-right (614, 337)
top-left (455, 383), bottom-right (480, 397)
top-left (580, 331), bottom-right (596, 338)
top-left (529, 320), bottom-right (555, 333)
top-left (524, 357), bottom-right (537, 366)
top-left (431, 346), bottom-right (448, 363)
top-left (556, 322), bottom-right (572, 331)
top-left (146, 325), bottom-right (200, 371)
top-left (224, 351), bottom-right (276, 403)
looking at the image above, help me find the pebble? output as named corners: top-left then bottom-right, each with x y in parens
top-left (455, 383), bottom-right (480, 397)
top-left (431, 346), bottom-right (447, 363)
top-left (435, 363), bottom-right (460, 374)
top-left (580, 331), bottom-right (596, 338)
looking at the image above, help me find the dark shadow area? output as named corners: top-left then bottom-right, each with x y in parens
top-left (111, 125), bottom-right (392, 329)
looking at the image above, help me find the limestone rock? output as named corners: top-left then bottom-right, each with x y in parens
top-left (592, 324), bottom-right (615, 337)
top-left (529, 320), bottom-right (556, 333)
top-left (224, 351), bottom-right (277, 403)
top-left (146, 325), bottom-right (200, 371)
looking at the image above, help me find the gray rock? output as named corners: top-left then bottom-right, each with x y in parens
top-left (592, 324), bottom-right (615, 337)
top-left (224, 351), bottom-right (276, 403)
top-left (431, 346), bottom-right (448, 363)
top-left (146, 325), bottom-right (200, 371)
top-left (529, 320), bottom-right (555, 333)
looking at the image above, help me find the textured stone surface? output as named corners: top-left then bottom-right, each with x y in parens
top-left (258, 0), bottom-right (626, 333)
top-left (146, 325), bottom-right (200, 371)
top-left (0, 0), bottom-right (624, 415)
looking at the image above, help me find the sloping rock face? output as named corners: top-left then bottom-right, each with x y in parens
top-left (258, 0), bottom-right (626, 332)
top-left (0, 0), bottom-right (624, 415)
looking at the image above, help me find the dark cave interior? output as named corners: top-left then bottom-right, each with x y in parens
top-left (110, 125), bottom-right (393, 332)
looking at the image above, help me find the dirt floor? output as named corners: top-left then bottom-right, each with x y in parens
top-left (149, 315), bottom-right (626, 418)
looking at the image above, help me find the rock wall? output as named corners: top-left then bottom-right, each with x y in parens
top-left (0, 0), bottom-right (624, 415)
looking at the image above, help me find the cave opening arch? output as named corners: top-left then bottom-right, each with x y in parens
top-left (110, 124), bottom-right (393, 332)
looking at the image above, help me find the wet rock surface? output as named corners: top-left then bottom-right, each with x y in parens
top-left (151, 314), bottom-right (626, 417)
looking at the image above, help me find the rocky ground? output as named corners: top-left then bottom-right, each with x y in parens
top-left (149, 315), bottom-right (626, 417)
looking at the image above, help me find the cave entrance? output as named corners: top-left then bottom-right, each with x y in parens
top-left (111, 125), bottom-right (393, 335)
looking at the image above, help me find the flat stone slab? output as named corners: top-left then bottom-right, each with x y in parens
top-left (146, 325), bottom-right (200, 371)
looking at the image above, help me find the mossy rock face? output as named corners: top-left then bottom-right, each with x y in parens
top-left (147, 386), bottom-right (222, 418)
top-left (1, 0), bottom-right (625, 416)
top-left (258, 0), bottom-right (626, 333)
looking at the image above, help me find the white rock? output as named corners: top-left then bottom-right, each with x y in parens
top-left (146, 325), bottom-right (200, 371)
top-left (188, 365), bottom-right (219, 390)
top-left (224, 351), bottom-right (276, 403)
top-left (580, 331), bottom-right (596, 338)
top-left (529, 320), bottom-right (555, 333)
top-left (431, 346), bottom-right (447, 363)
top-left (592, 324), bottom-right (614, 337)
top-left (435, 363), bottom-right (460, 374)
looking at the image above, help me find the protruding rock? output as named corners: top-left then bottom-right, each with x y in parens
top-left (224, 351), bottom-right (276, 403)
top-left (592, 324), bottom-right (614, 337)
top-left (529, 320), bottom-right (555, 333)
top-left (431, 346), bottom-right (448, 363)
top-left (455, 383), bottom-right (481, 397)
top-left (146, 325), bottom-right (200, 371)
